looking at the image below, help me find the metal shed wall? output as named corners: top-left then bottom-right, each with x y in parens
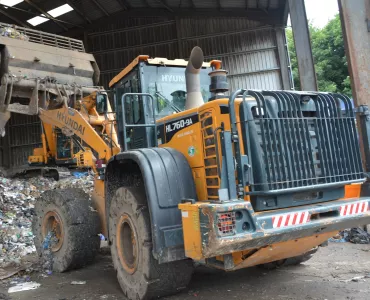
top-left (0, 16), bottom-right (291, 170)
top-left (0, 113), bottom-right (42, 170)
top-left (88, 17), bottom-right (290, 91)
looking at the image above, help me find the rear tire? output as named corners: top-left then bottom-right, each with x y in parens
top-left (109, 187), bottom-right (193, 300)
top-left (32, 188), bottom-right (100, 272)
top-left (259, 247), bottom-right (319, 270)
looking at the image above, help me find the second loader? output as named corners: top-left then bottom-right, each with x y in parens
top-left (0, 23), bottom-right (370, 300)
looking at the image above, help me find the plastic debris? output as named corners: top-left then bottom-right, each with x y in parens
top-left (98, 233), bottom-right (106, 241)
top-left (0, 172), bottom-right (94, 273)
top-left (341, 228), bottom-right (370, 244)
top-left (41, 231), bottom-right (58, 273)
top-left (340, 275), bottom-right (369, 283)
top-left (72, 171), bottom-right (89, 179)
top-left (71, 280), bottom-right (86, 285)
top-left (0, 264), bottom-right (25, 280)
top-left (0, 25), bottom-right (29, 41)
top-left (8, 281), bottom-right (40, 293)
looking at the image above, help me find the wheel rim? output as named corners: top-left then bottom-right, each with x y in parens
top-left (116, 214), bottom-right (138, 274)
top-left (41, 211), bottom-right (64, 252)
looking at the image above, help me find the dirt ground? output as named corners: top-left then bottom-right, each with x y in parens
top-left (1, 242), bottom-right (369, 300)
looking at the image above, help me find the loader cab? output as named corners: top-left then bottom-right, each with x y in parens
top-left (95, 92), bottom-right (108, 114)
top-left (110, 56), bottom-right (212, 151)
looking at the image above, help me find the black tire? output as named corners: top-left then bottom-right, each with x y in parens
top-left (259, 247), bottom-right (319, 270)
top-left (109, 187), bottom-right (194, 300)
top-left (32, 188), bottom-right (100, 272)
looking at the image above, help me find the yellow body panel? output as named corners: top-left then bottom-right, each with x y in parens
top-left (92, 179), bottom-right (107, 235)
top-left (178, 202), bottom-right (207, 260)
top-left (215, 231), bottom-right (336, 270)
top-left (28, 154), bottom-right (44, 164)
top-left (159, 98), bottom-right (248, 202)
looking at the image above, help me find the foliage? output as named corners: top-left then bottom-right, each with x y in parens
top-left (287, 14), bottom-right (352, 97)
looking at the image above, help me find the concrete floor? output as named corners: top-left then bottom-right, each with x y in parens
top-left (1, 242), bottom-right (370, 300)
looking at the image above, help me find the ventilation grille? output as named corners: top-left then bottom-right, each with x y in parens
top-left (242, 91), bottom-right (364, 191)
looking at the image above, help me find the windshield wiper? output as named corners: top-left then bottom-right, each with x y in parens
top-left (155, 91), bottom-right (182, 113)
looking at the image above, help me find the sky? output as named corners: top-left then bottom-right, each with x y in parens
top-left (304, 0), bottom-right (339, 28)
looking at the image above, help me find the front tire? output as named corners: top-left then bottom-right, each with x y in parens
top-left (109, 187), bottom-right (193, 300)
top-left (32, 188), bottom-right (100, 272)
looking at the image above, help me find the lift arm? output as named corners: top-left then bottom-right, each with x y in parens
top-left (39, 105), bottom-right (119, 162)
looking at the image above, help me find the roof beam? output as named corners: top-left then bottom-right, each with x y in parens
top-left (188, 0), bottom-right (195, 9)
top-left (63, 8), bottom-right (283, 37)
top-left (154, 0), bottom-right (173, 12)
top-left (217, 0), bottom-right (222, 10)
top-left (24, 0), bottom-right (68, 31)
top-left (91, 0), bottom-right (110, 16)
top-left (116, 0), bottom-right (131, 10)
top-left (0, 7), bottom-right (30, 28)
top-left (65, 0), bottom-right (91, 24)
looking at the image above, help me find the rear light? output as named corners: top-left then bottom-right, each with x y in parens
top-left (217, 212), bottom-right (236, 236)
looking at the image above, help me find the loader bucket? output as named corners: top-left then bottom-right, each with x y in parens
top-left (0, 22), bottom-right (101, 130)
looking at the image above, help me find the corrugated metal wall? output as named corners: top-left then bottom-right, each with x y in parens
top-left (0, 114), bottom-right (42, 170)
top-left (0, 16), bottom-right (290, 170)
top-left (89, 17), bottom-right (288, 91)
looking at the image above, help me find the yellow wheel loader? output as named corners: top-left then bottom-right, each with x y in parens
top-left (0, 23), bottom-right (370, 300)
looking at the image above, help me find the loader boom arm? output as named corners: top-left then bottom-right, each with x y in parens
top-left (39, 106), bottom-right (116, 161)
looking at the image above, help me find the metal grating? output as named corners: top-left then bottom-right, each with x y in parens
top-left (242, 91), bottom-right (364, 192)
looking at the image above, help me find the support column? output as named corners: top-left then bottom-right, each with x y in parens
top-left (338, 0), bottom-right (370, 107)
top-left (338, 0), bottom-right (370, 174)
top-left (275, 27), bottom-right (292, 90)
top-left (288, 0), bottom-right (318, 91)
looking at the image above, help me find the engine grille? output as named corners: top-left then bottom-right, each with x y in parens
top-left (241, 91), bottom-right (364, 192)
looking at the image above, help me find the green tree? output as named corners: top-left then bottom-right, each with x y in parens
top-left (287, 14), bottom-right (352, 97)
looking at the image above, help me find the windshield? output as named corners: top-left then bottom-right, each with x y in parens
top-left (142, 64), bottom-right (211, 119)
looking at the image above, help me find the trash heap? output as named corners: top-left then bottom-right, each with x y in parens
top-left (0, 172), bottom-right (94, 272)
top-left (0, 25), bottom-right (29, 41)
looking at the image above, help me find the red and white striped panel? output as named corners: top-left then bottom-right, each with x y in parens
top-left (340, 201), bottom-right (369, 216)
top-left (272, 211), bottom-right (310, 228)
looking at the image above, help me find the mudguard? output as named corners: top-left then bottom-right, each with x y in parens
top-left (105, 147), bottom-right (197, 263)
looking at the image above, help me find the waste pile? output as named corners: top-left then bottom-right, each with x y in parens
top-left (340, 227), bottom-right (370, 244)
top-left (0, 25), bottom-right (29, 41)
top-left (0, 171), bottom-right (94, 277)
top-left (330, 227), bottom-right (370, 244)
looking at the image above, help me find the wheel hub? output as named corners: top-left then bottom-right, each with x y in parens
top-left (42, 211), bottom-right (64, 252)
top-left (116, 214), bottom-right (138, 274)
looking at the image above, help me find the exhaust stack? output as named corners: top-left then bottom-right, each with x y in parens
top-left (185, 46), bottom-right (204, 110)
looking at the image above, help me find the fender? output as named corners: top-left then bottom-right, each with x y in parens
top-left (105, 147), bottom-right (197, 263)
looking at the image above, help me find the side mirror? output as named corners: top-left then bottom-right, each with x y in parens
top-left (96, 93), bottom-right (108, 114)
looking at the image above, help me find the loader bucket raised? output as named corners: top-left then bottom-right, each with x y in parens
top-left (0, 22), bottom-right (100, 134)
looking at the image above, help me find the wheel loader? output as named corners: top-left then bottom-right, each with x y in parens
top-left (1, 22), bottom-right (370, 300)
